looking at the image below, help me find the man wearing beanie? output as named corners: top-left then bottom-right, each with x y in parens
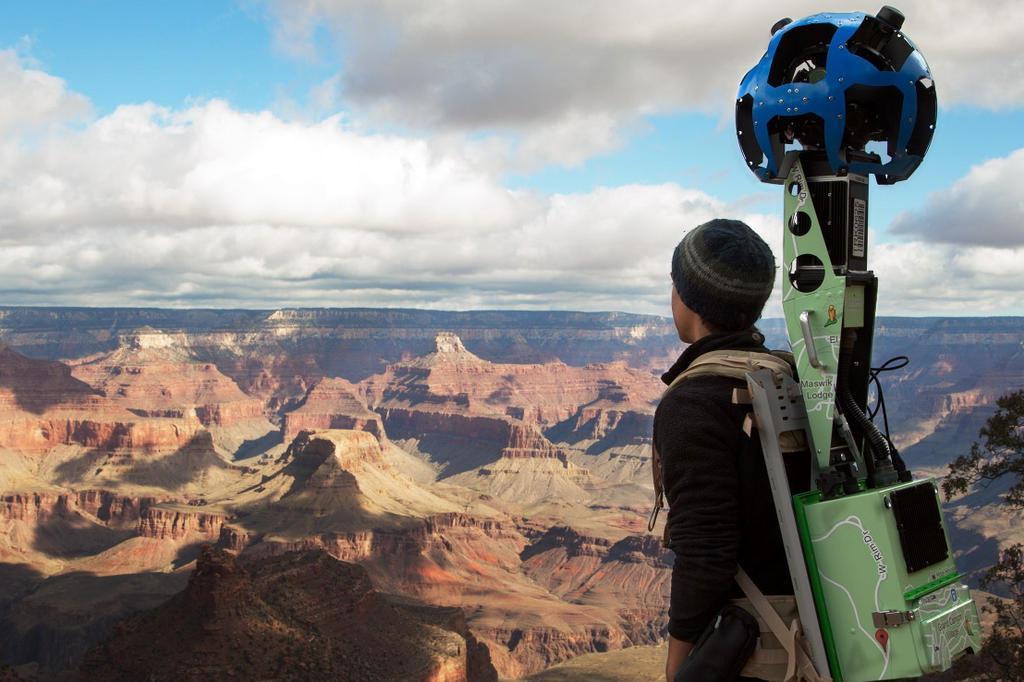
top-left (658, 219), bottom-right (791, 681)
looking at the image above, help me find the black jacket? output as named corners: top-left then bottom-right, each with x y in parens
top-left (654, 328), bottom-right (802, 642)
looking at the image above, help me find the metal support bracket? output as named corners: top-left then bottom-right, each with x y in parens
top-left (747, 368), bottom-right (831, 677)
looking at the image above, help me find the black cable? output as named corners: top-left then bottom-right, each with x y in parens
top-left (867, 355), bottom-right (912, 477)
top-left (837, 331), bottom-right (887, 473)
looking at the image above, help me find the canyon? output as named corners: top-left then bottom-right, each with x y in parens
top-left (0, 307), bottom-right (1021, 679)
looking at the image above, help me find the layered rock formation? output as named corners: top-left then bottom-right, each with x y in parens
top-left (379, 407), bottom-right (588, 479)
top-left (137, 505), bottom-right (225, 541)
top-left (547, 382), bottom-right (657, 452)
top-left (230, 511), bottom-right (526, 604)
top-left (0, 489), bottom-right (156, 534)
top-left (448, 451), bottom-right (594, 507)
top-left (0, 489), bottom-right (229, 571)
top-left (869, 318), bottom-right (1024, 464)
top-left (521, 527), bottom-right (672, 642)
top-left (79, 546), bottom-right (499, 681)
top-left (282, 377), bottom-right (384, 442)
top-left (213, 489), bottom-right (675, 678)
top-left (233, 429), bottom-right (461, 536)
top-left (0, 332), bottom-right (279, 495)
top-left (0, 329), bottom-right (671, 677)
top-left (0, 491), bottom-right (221, 674)
top-left (364, 333), bottom-right (659, 501)
top-left (0, 346), bottom-right (191, 453)
top-left (363, 333), bottom-right (661, 433)
top-left (41, 429), bottom-right (249, 497)
top-left (69, 330), bottom-right (272, 434)
top-left (0, 319), bottom-right (678, 679)
top-left (228, 511), bottom-right (659, 679)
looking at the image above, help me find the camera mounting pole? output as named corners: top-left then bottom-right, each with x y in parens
top-left (781, 151), bottom-right (896, 497)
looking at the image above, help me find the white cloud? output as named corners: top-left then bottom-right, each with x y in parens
top-left (262, 0), bottom-right (1024, 167)
top-left (0, 99), bottom-right (527, 236)
top-left (0, 49), bottom-right (90, 135)
top-left (873, 241), bottom-right (1024, 315)
top-left (0, 52), bottom-right (780, 312)
top-left (891, 148), bottom-right (1024, 247)
top-left (0, 42), bottom-right (1018, 316)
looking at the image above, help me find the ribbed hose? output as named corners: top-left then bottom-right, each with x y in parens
top-left (837, 331), bottom-right (891, 468)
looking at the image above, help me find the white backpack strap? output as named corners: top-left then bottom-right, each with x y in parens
top-left (736, 568), bottom-right (830, 682)
top-left (663, 350), bottom-right (794, 398)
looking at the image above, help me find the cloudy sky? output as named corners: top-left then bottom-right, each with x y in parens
top-left (2, 1), bottom-right (1023, 316)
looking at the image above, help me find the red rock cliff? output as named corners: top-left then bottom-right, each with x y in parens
top-left (0, 347), bottom-right (195, 452)
top-left (282, 377), bottom-right (384, 442)
top-left (137, 506), bottom-right (226, 540)
top-left (69, 331), bottom-right (267, 428)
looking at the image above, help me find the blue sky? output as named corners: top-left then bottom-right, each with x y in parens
top-left (1, 1), bottom-right (335, 114)
top-left (1, 1), bottom-right (1022, 314)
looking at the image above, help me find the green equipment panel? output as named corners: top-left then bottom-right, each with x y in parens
top-left (794, 480), bottom-right (982, 680)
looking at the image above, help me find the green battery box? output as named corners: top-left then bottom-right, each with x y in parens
top-left (795, 480), bottom-right (982, 680)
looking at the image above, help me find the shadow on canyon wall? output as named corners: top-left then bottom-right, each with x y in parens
top-left (0, 568), bottom-right (186, 676)
top-left (30, 515), bottom-right (134, 560)
top-left (0, 348), bottom-right (105, 415)
top-left (0, 562), bottom-right (45, 607)
top-left (232, 428), bottom-right (283, 461)
top-left (52, 432), bottom-right (235, 492)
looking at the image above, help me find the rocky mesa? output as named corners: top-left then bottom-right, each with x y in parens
top-left (79, 546), bottom-right (499, 682)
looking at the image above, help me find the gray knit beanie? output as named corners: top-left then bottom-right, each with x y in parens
top-left (671, 219), bottom-right (776, 331)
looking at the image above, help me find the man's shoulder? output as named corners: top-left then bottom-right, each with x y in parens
top-left (656, 373), bottom-right (745, 421)
top-left (661, 372), bottom-right (747, 403)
